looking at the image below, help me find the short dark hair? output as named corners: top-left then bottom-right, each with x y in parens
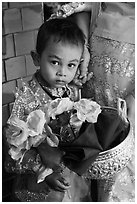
top-left (36, 18), bottom-right (85, 56)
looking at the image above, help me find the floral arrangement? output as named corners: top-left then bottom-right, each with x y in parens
top-left (6, 97), bottom-right (101, 183)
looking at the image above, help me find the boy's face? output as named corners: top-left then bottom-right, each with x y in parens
top-left (34, 38), bottom-right (83, 88)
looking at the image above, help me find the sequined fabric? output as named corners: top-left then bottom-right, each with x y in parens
top-left (5, 148), bottom-right (41, 174)
top-left (82, 35), bottom-right (135, 108)
top-left (45, 2), bottom-right (85, 20)
top-left (15, 190), bottom-right (49, 202)
top-left (10, 74), bottom-right (80, 121)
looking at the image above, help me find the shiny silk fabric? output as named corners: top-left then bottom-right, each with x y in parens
top-left (82, 2), bottom-right (135, 108)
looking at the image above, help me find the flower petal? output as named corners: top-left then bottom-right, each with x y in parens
top-left (8, 147), bottom-right (23, 160)
top-left (37, 167), bottom-right (53, 183)
top-left (27, 110), bottom-right (46, 135)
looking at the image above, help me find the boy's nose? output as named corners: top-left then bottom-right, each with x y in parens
top-left (56, 67), bottom-right (66, 77)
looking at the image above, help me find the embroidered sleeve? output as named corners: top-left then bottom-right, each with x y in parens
top-left (4, 120), bottom-right (41, 174)
top-left (5, 82), bottom-right (41, 174)
top-left (10, 81), bottom-right (40, 120)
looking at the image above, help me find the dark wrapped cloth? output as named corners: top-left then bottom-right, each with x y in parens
top-left (61, 106), bottom-right (133, 178)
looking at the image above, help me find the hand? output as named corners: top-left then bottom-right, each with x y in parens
top-left (37, 141), bottom-right (65, 169)
top-left (126, 95), bottom-right (135, 125)
top-left (45, 172), bottom-right (70, 192)
top-left (73, 45), bottom-right (92, 86)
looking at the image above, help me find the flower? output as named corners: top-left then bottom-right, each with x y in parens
top-left (7, 116), bottom-right (28, 147)
top-left (74, 99), bottom-right (101, 123)
top-left (28, 133), bottom-right (46, 148)
top-left (27, 110), bottom-right (46, 136)
top-left (44, 124), bottom-right (59, 147)
top-left (37, 166), bottom-right (53, 183)
top-left (6, 110), bottom-right (47, 161)
top-left (8, 146), bottom-right (24, 161)
top-left (70, 113), bottom-right (83, 132)
top-left (48, 97), bottom-right (74, 119)
top-left (6, 96), bottom-right (102, 182)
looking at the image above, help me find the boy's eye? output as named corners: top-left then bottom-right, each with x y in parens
top-left (51, 61), bottom-right (59, 66)
top-left (68, 63), bottom-right (77, 69)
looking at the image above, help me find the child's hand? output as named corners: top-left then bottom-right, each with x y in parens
top-left (45, 172), bottom-right (70, 192)
top-left (37, 142), bottom-right (65, 169)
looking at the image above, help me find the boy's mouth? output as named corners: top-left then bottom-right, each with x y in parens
top-left (56, 80), bottom-right (66, 85)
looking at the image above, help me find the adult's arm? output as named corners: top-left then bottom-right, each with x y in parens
top-left (68, 3), bottom-right (101, 84)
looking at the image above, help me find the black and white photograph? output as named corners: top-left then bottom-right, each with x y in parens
top-left (2, 1), bottom-right (135, 202)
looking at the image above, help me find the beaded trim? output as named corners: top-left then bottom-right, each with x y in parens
top-left (15, 190), bottom-right (49, 202)
top-left (83, 121), bottom-right (134, 180)
top-left (47, 2), bottom-right (85, 21)
top-left (38, 83), bottom-right (66, 98)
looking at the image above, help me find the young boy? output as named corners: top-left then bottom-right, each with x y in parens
top-left (31, 18), bottom-right (85, 96)
top-left (5, 18), bottom-right (132, 202)
top-left (5, 18), bottom-right (92, 202)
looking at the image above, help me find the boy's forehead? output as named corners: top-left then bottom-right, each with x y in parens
top-left (48, 36), bottom-right (84, 49)
top-left (45, 38), bottom-right (83, 60)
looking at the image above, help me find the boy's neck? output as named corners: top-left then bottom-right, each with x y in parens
top-left (35, 70), bottom-right (67, 97)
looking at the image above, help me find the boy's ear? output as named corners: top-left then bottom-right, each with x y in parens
top-left (30, 50), bottom-right (40, 66)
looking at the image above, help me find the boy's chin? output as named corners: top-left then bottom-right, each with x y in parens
top-left (53, 84), bottom-right (66, 88)
top-left (53, 82), bottom-right (67, 88)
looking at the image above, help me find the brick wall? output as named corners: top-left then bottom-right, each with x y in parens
top-left (2, 2), bottom-right (44, 201)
